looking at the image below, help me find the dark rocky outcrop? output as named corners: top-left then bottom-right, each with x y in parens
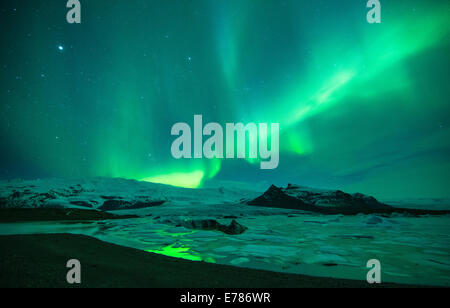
top-left (182, 219), bottom-right (247, 235)
top-left (98, 199), bottom-right (165, 211)
top-left (0, 185), bottom-right (90, 209)
top-left (100, 195), bottom-right (124, 200)
top-left (0, 191), bottom-right (58, 208)
top-left (220, 219), bottom-right (248, 235)
top-left (69, 201), bottom-right (93, 208)
top-left (248, 184), bottom-right (450, 215)
top-left (248, 185), bottom-right (319, 212)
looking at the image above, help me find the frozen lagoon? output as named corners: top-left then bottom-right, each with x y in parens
top-left (1, 202), bottom-right (449, 287)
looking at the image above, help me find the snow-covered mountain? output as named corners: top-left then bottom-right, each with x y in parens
top-left (0, 177), bottom-right (261, 210)
top-left (2, 178), bottom-right (450, 216)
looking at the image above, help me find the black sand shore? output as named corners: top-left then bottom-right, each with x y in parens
top-left (0, 233), bottom-right (419, 288)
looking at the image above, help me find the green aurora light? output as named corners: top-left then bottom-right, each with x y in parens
top-left (0, 0), bottom-right (449, 198)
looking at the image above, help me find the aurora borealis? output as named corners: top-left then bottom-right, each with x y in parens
top-left (0, 0), bottom-right (449, 198)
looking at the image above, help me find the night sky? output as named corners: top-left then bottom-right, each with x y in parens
top-left (0, 0), bottom-right (449, 199)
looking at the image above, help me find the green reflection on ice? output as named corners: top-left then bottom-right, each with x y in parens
top-left (146, 244), bottom-right (215, 263)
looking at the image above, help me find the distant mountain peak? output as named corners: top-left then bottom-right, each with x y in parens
top-left (248, 184), bottom-right (391, 214)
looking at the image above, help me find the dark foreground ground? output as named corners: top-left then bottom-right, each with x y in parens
top-left (0, 233), bottom-right (421, 288)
